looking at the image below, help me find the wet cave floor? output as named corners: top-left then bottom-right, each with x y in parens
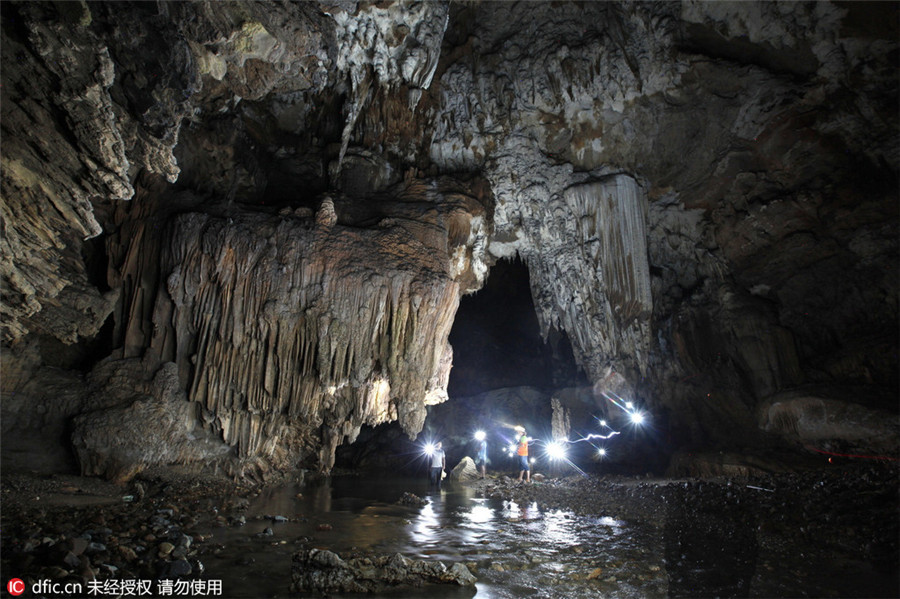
top-left (1, 463), bottom-right (898, 598)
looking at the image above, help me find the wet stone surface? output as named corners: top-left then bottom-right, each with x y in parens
top-left (481, 463), bottom-right (899, 598)
top-left (1, 463), bottom-right (897, 598)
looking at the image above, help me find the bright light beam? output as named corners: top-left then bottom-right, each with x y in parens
top-left (601, 392), bottom-right (651, 427)
top-left (424, 442), bottom-right (436, 456)
top-left (546, 442), bottom-right (567, 460)
top-left (570, 432), bottom-right (620, 442)
top-left (474, 430), bottom-right (486, 441)
top-left (542, 440), bottom-right (588, 477)
top-left (600, 391), bottom-right (632, 413)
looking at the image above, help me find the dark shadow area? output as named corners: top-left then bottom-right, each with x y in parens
top-left (664, 486), bottom-right (758, 598)
top-left (448, 256), bottom-right (587, 397)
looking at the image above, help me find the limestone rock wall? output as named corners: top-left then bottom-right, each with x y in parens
top-left (110, 179), bottom-right (487, 474)
top-left (759, 391), bottom-right (900, 456)
top-left (424, 0), bottom-right (897, 452)
top-left (1, 1), bottom-right (896, 477)
top-left (71, 362), bottom-right (232, 483)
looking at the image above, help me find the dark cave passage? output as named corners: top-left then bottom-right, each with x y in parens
top-left (447, 257), bottom-right (587, 397)
top-left (336, 257), bottom-right (589, 473)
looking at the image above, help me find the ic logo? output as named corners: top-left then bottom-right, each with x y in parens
top-left (7, 578), bottom-right (24, 596)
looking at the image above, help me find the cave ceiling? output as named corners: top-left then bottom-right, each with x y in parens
top-left (1, 0), bottom-right (897, 476)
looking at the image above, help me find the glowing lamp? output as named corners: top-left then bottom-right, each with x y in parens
top-left (630, 412), bottom-right (645, 425)
top-left (424, 443), bottom-right (436, 456)
top-left (597, 448), bottom-right (607, 457)
top-left (625, 401), bottom-right (634, 410)
top-left (474, 430), bottom-right (486, 441)
top-left (546, 442), bottom-right (567, 460)
top-left (599, 420), bottom-right (607, 427)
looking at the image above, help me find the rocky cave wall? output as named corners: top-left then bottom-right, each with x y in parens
top-left (1, 0), bottom-right (897, 480)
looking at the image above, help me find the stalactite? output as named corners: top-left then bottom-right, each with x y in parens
top-left (563, 175), bottom-right (652, 327)
top-left (136, 181), bottom-right (488, 473)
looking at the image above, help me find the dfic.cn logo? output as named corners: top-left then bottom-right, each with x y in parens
top-left (7, 578), bottom-right (24, 596)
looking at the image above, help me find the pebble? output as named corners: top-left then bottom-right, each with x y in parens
top-left (158, 542), bottom-right (175, 557)
top-left (87, 542), bottom-right (106, 554)
top-left (166, 559), bottom-right (192, 577)
top-left (192, 559), bottom-right (205, 575)
top-left (70, 537), bottom-right (89, 555)
top-left (119, 546), bottom-right (138, 561)
top-left (63, 552), bottom-right (81, 568)
top-left (45, 566), bottom-right (69, 579)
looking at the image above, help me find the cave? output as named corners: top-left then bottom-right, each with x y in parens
top-left (448, 257), bottom-right (566, 397)
top-left (446, 256), bottom-right (590, 396)
top-left (1, 1), bottom-right (898, 597)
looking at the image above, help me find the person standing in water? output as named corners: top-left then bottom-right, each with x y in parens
top-left (475, 431), bottom-right (488, 479)
top-left (429, 441), bottom-right (446, 488)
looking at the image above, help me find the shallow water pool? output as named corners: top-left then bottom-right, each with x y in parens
top-left (197, 474), bottom-right (667, 598)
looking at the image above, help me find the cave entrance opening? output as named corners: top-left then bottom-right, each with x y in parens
top-left (333, 257), bottom-right (587, 472)
top-left (447, 256), bottom-right (586, 397)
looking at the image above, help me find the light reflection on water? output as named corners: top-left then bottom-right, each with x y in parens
top-left (200, 475), bottom-right (666, 598)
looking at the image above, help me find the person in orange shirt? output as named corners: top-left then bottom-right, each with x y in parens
top-left (516, 427), bottom-right (531, 484)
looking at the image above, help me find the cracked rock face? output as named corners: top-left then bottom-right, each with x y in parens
top-left (1, 1), bottom-right (897, 478)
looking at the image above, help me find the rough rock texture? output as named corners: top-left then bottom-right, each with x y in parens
top-left (291, 548), bottom-right (476, 593)
top-left (759, 389), bottom-right (900, 455)
top-left (76, 176), bottom-right (488, 477)
top-left (0, 339), bottom-right (89, 474)
top-left (448, 456), bottom-right (479, 482)
top-left (71, 363), bottom-right (231, 483)
top-left (1, 1), bottom-right (896, 477)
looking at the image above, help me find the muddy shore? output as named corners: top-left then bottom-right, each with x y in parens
top-left (2, 462), bottom-right (897, 598)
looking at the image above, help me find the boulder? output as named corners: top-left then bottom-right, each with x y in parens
top-left (448, 457), bottom-right (479, 482)
top-left (758, 391), bottom-right (900, 455)
top-left (291, 548), bottom-right (476, 593)
top-left (70, 363), bottom-right (231, 482)
top-left (397, 492), bottom-right (427, 507)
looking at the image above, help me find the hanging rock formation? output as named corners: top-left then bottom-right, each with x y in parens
top-left (145, 181), bottom-right (488, 475)
top-left (0, 1), bottom-right (896, 478)
top-left (76, 176), bottom-right (488, 479)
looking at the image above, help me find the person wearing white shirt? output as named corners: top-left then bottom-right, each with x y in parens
top-left (429, 441), bottom-right (446, 488)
